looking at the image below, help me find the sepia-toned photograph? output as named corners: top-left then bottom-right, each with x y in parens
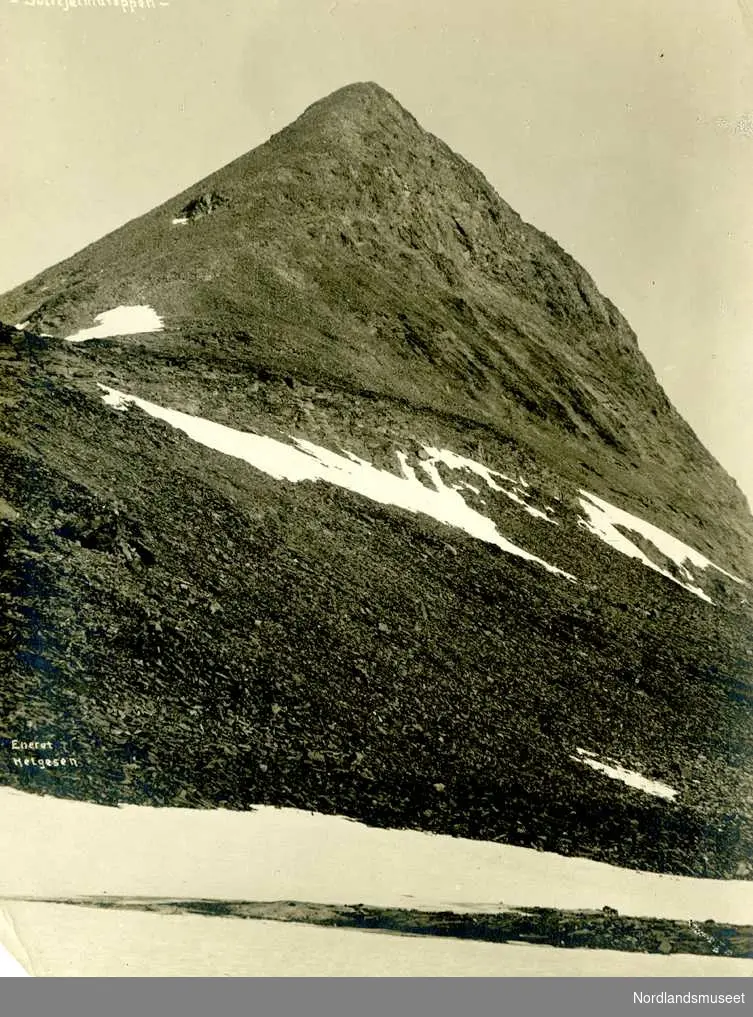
top-left (0, 0), bottom-right (752, 981)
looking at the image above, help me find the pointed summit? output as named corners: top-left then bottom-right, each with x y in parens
top-left (292, 80), bottom-right (422, 131)
top-left (267, 79), bottom-right (440, 163)
top-left (299, 80), bottom-right (406, 116)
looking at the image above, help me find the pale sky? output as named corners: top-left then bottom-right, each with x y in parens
top-left (1, 0), bottom-right (752, 501)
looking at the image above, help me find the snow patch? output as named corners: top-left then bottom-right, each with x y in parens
top-left (171, 217), bottom-right (189, 226)
top-left (98, 386), bottom-right (574, 580)
top-left (14, 321), bottom-right (29, 331)
top-left (573, 748), bottom-right (678, 801)
top-left (578, 490), bottom-right (742, 603)
top-left (64, 306), bottom-right (164, 344)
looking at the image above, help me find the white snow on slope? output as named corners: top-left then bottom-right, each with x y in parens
top-left (572, 748), bottom-right (678, 801)
top-left (98, 386), bottom-right (573, 579)
top-left (100, 388), bottom-right (131, 410)
top-left (171, 216), bottom-right (189, 226)
top-left (422, 446), bottom-right (553, 521)
top-left (13, 321), bottom-right (29, 331)
top-left (1, 789), bottom-right (752, 925)
top-left (578, 490), bottom-right (743, 603)
top-left (64, 306), bottom-right (164, 344)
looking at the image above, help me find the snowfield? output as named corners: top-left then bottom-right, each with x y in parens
top-left (5, 788), bottom-right (749, 920)
top-left (3, 903), bottom-right (752, 977)
top-left (0, 789), bottom-right (751, 976)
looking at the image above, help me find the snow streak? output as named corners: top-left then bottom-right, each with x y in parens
top-left (572, 748), bottom-right (678, 801)
top-left (98, 386), bottom-right (573, 579)
top-left (578, 490), bottom-right (742, 603)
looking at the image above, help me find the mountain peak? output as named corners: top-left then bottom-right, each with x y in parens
top-left (282, 80), bottom-right (421, 146)
top-left (1, 82), bottom-right (752, 574)
top-left (302, 80), bottom-right (404, 116)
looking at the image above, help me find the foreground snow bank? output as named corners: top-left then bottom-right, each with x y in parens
top-left (2, 789), bottom-right (751, 976)
top-left (1, 789), bottom-right (750, 924)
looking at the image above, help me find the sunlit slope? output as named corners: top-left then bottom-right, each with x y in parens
top-left (1, 82), bottom-right (750, 571)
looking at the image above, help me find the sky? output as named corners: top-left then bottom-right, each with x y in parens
top-left (1, 0), bottom-right (753, 501)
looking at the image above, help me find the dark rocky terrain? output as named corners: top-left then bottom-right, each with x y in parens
top-left (0, 82), bottom-right (752, 882)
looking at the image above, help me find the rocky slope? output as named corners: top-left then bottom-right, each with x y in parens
top-left (0, 83), bottom-right (752, 880)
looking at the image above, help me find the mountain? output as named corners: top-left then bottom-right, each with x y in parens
top-left (4, 83), bottom-right (752, 565)
top-left (1, 82), bottom-right (752, 887)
